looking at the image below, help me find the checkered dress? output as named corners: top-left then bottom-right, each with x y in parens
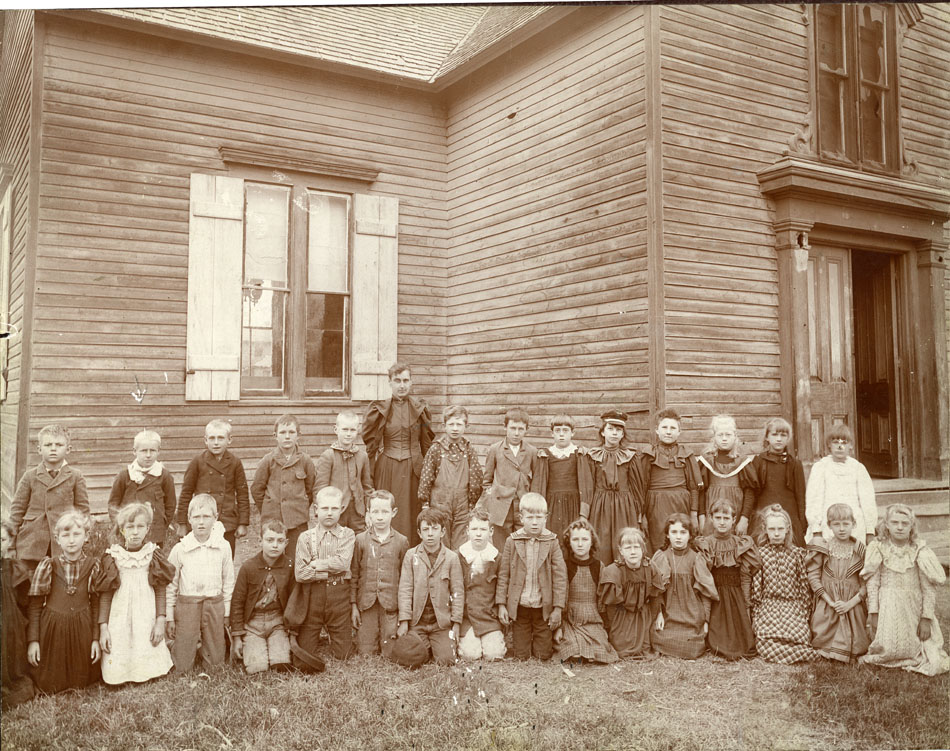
top-left (558, 560), bottom-right (618, 664)
top-left (750, 545), bottom-right (818, 664)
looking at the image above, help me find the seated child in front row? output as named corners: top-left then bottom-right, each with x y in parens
top-left (496, 493), bottom-right (567, 661)
top-left (177, 419), bottom-right (250, 558)
top-left (457, 508), bottom-right (505, 661)
top-left (97, 502), bottom-right (174, 685)
top-left (27, 510), bottom-right (101, 694)
top-left (231, 520), bottom-right (295, 674)
top-left (251, 414), bottom-right (316, 557)
top-left (351, 490), bottom-right (409, 658)
top-left (805, 503), bottom-right (869, 663)
top-left (418, 405), bottom-right (484, 550)
top-left (749, 504), bottom-right (817, 664)
top-left (397, 508), bottom-right (464, 666)
top-left (285, 487), bottom-right (355, 667)
top-left (695, 499), bottom-right (760, 660)
top-left (166, 494), bottom-right (235, 673)
top-left (1, 522), bottom-right (34, 708)
top-left (108, 429), bottom-right (176, 549)
top-left (556, 518), bottom-right (618, 664)
top-left (315, 411), bottom-right (373, 534)
top-left (860, 503), bottom-right (949, 676)
top-left (651, 514), bottom-right (718, 660)
top-left (598, 527), bottom-right (658, 659)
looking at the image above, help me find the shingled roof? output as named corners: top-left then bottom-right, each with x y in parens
top-left (96, 5), bottom-right (555, 84)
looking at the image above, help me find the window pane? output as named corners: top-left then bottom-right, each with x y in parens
top-left (305, 292), bottom-right (345, 391)
top-left (817, 5), bottom-right (844, 72)
top-left (241, 288), bottom-right (286, 391)
top-left (858, 5), bottom-right (886, 87)
top-left (245, 183), bottom-right (289, 287)
top-left (816, 5), bottom-right (847, 158)
top-left (307, 192), bottom-right (348, 293)
top-left (860, 86), bottom-right (885, 165)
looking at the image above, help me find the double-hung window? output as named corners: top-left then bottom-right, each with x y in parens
top-left (184, 168), bottom-right (398, 403)
top-left (814, 4), bottom-right (899, 173)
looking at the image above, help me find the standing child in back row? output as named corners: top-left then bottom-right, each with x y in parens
top-left (178, 419), bottom-right (250, 558)
top-left (251, 414), bottom-right (316, 556)
top-left (418, 405), bottom-right (483, 549)
top-left (108, 429), bottom-right (176, 549)
top-left (315, 411), bottom-right (373, 534)
top-left (532, 414), bottom-right (592, 539)
top-left (640, 409), bottom-right (702, 555)
top-left (9, 424), bottom-right (90, 572)
top-left (806, 424), bottom-right (876, 545)
top-left (750, 418), bottom-right (807, 546)
top-left (479, 408), bottom-right (537, 551)
top-left (697, 416), bottom-right (756, 537)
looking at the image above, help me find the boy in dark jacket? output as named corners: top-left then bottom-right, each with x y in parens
top-left (177, 419), bottom-right (250, 557)
top-left (231, 520), bottom-right (294, 674)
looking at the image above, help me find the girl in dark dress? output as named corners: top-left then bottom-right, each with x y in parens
top-left (531, 414), bottom-right (592, 538)
top-left (599, 527), bottom-right (659, 658)
top-left (750, 418), bottom-right (807, 546)
top-left (27, 510), bottom-right (101, 694)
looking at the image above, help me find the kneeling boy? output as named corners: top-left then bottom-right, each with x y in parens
top-left (231, 520), bottom-right (294, 673)
top-left (397, 508), bottom-right (464, 665)
top-left (496, 493), bottom-right (566, 660)
top-left (458, 508), bottom-right (506, 660)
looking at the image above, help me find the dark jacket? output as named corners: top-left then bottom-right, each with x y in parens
top-left (362, 396), bottom-right (434, 478)
top-left (351, 528), bottom-right (409, 611)
top-left (230, 551), bottom-right (295, 637)
top-left (10, 464), bottom-right (89, 560)
top-left (108, 468), bottom-right (177, 544)
top-left (177, 450), bottom-right (250, 532)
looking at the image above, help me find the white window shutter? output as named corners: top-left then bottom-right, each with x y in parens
top-left (351, 194), bottom-right (398, 401)
top-left (185, 173), bottom-right (244, 401)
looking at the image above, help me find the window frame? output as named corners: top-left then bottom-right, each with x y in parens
top-left (812, 3), bottom-right (901, 175)
top-left (232, 165), bottom-right (358, 401)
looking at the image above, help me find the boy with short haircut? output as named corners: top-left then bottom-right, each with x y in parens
top-left (251, 414), bottom-right (316, 556)
top-left (351, 490), bottom-right (409, 657)
top-left (166, 494), bottom-right (235, 672)
top-left (9, 424), bottom-right (89, 569)
top-left (397, 508), bottom-right (465, 666)
top-left (478, 408), bottom-right (538, 550)
top-left (108, 429), bottom-right (176, 547)
top-left (231, 519), bottom-right (294, 674)
top-left (315, 411), bottom-right (374, 534)
top-left (458, 507), bottom-right (506, 661)
top-left (285, 487), bottom-right (355, 663)
top-left (496, 493), bottom-right (567, 661)
top-left (177, 419), bottom-right (250, 557)
top-left (418, 404), bottom-right (484, 550)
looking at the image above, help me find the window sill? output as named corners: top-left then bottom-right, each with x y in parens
top-left (229, 397), bottom-right (369, 407)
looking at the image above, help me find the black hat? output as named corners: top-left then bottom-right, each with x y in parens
top-left (390, 631), bottom-right (429, 669)
top-left (600, 409), bottom-right (629, 426)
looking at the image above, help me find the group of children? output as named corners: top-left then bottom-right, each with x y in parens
top-left (2, 405), bottom-right (948, 708)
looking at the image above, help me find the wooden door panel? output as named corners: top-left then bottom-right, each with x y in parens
top-left (807, 246), bottom-right (854, 458)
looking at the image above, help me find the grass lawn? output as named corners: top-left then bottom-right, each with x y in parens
top-left (3, 522), bottom-right (947, 751)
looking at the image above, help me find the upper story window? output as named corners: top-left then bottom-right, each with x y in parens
top-left (815, 4), bottom-right (899, 173)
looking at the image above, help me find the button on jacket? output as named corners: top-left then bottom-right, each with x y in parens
top-left (250, 449), bottom-right (316, 530)
top-left (177, 450), bottom-right (250, 532)
top-left (9, 464), bottom-right (90, 560)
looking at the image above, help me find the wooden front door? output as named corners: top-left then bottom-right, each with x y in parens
top-left (806, 245), bottom-right (855, 458)
top-left (852, 250), bottom-right (899, 477)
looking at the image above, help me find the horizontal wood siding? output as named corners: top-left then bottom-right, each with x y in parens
top-left (659, 4), bottom-right (808, 447)
top-left (900, 4), bottom-right (950, 188)
top-left (444, 6), bottom-right (648, 449)
top-left (34, 18), bottom-right (448, 510)
top-left (0, 11), bottom-right (33, 508)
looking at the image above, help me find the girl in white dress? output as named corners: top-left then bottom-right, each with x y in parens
top-left (96, 502), bottom-right (174, 684)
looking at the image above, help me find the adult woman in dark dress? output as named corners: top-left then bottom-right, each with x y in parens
top-left (362, 363), bottom-right (434, 545)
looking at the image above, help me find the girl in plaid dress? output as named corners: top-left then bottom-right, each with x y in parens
top-left (749, 505), bottom-right (817, 663)
top-left (555, 518), bottom-right (618, 664)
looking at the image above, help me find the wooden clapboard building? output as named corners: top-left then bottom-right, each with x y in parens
top-left (1, 6), bottom-right (948, 541)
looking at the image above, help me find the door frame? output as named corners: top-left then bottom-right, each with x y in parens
top-left (760, 158), bottom-right (949, 479)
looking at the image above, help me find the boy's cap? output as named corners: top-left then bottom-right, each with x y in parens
top-left (601, 409), bottom-right (628, 426)
top-left (390, 631), bottom-right (429, 669)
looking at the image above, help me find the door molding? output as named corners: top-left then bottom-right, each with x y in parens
top-left (759, 158), bottom-right (950, 479)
